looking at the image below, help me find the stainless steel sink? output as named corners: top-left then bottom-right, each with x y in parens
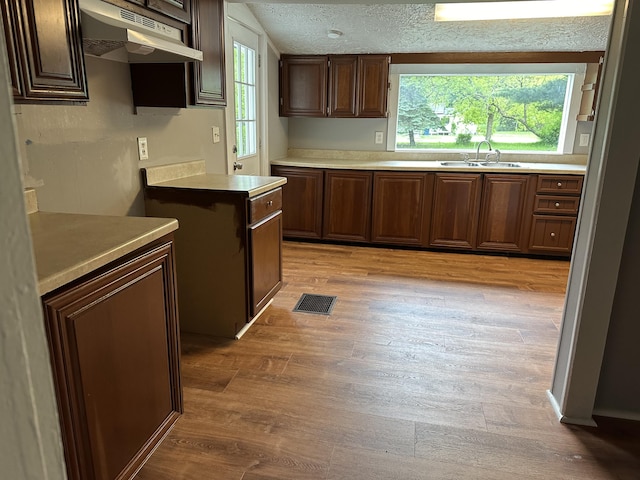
top-left (440, 161), bottom-right (480, 167)
top-left (480, 162), bottom-right (522, 168)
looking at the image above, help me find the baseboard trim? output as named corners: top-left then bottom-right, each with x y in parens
top-left (235, 299), bottom-right (273, 340)
top-left (546, 390), bottom-right (598, 427)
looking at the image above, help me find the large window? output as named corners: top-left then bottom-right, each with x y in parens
top-left (389, 64), bottom-right (585, 153)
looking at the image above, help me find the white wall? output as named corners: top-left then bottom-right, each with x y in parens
top-left (0, 31), bottom-right (67, 480)
top-left (288, 117), bottom-right (388, 151)
top-left (16, 56), bottom-right (227, 217)
top-left (549, 0), bottom-right (640, 424)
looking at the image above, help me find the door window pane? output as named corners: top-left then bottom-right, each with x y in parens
top-left (234, 41), bottom-right (257, 158)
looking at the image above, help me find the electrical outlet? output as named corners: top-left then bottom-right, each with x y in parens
top-left (579, 133), bottom-right (590, 147)
top-left (212, 126), bottom-right (220, 144)
top-left (375, 131), bottom-right (384, 144)
top-left (137, 137), bottom-right (149, 160)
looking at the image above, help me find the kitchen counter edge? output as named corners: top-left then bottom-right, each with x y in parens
top-left (271, 157), bottom-right (586, 175)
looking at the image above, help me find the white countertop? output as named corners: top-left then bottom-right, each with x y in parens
top-left (142, 160), bottom-right (287, 197)
top-left (30, 212), bottom-right (178, 296)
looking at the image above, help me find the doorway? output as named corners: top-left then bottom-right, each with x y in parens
top-left (226, 21), bottom-right (262, 176)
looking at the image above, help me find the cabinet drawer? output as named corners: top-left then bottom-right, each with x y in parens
top-left (249, 188), bottom-right (282, 224)
top-left (537, 175), bottom-right (583, 194)
top-left (529, 215), bottom-right (577, 254)
top-left (533, 195), bottom-right (580, 215)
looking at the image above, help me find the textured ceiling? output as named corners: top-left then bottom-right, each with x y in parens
top-left (242, 3), bottom-right (611, 55)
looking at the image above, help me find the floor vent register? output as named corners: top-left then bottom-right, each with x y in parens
top-left (293, 294), bottom-right (337, 315)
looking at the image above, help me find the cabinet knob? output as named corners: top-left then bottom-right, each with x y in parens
top-left (557, 182), bottom-right (563, 187)
top-left (550, 232), bottom-right (556, 238)
top-left (267, 200), bottom-right (273, 207)
top-left (555, 202), bottom-right (561, 208)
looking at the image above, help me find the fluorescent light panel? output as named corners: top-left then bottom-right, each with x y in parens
top-left (435, 1), bottom-right (614, 21)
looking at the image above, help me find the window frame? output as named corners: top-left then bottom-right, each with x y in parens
top-left (386, 63), bottom-right (587, 154)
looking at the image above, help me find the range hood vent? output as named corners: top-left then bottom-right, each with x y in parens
top-left (79, 0), bottom-right (203, 63)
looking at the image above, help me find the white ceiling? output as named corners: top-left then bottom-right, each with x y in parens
top-left (229, 1), bottom-right (612, 55)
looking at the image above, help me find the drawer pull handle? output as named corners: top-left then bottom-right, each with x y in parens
top-left (555, 202), bottom-right (561, 208)
top-left (550, 232), bottom-right (556, 238)
top-left (557, 182), bottom-right (563, 187)
top-left (267, 200), bottom-right (273, 207)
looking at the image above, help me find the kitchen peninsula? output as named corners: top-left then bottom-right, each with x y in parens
top-left (142, 160), bottom-right (286, 339)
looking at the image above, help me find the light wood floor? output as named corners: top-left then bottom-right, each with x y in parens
top-left (136, 241), bottom-right (640, 480)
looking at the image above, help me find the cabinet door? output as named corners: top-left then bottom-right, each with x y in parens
top-left (280, 55), bottom-right (328, 117)
top-left (147, 0), bottom-right (190, 23)
top-left (271, 166), bottom-right (324, 239)
top-left (477, 174), bottom-right (532, 252)
top-left (191, 0), bottom-right (226, 106)
top-left (357, 54), bottom-right (389, 118)
top-left (328, 55), bottom-right (358, 117)
top-left (430, 173), bottom-right (482, 249)
top-left (42, 240), bottom-right (182, 480)
top-left (323, 170), bottom-right (373, 242)
top-left (529, 215), bottom-right (577, 255)
top-left (249, 211), bottom-right (283, 317)
top-left (371, 172), bottom-right (433, 246)
top-left (15, 0), bottom-right (88, 101)
top-left (1, 0), bottom-right (23, 96)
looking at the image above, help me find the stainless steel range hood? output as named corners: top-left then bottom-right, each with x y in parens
top-left (79, 0), bottom-right (203, 63)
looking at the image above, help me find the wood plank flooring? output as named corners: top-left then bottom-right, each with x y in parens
top-left (136, 242), bottom-right (640, 480)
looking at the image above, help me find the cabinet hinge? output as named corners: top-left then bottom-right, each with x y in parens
top-left (280, 98), bottom-right (283, 105)
top-left (279, 59), bottom-right (282, 67)
top-left (328, 59), bottom-right (331, 67)
top-left (258, 54), bottom-right (261, 68)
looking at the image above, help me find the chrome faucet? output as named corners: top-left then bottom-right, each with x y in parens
top-left (474, 140), bottom-right (492, 161)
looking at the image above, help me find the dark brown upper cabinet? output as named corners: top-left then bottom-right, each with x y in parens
top-left (122, 0), bottom-right (190, 24)
top-left (2, 0), bottom-right (88, 103)
top-left (357, 54), bottom-right (390, 118)
top-left (279, 55), bottom-right (329, 117)
top-left (280, 54), bottom-right (390, 118)
top-left (129, 0), bottom-right (226, 108)
top-left (328, 55), bottom-right (358, 117)
top-left (191, 0), bottom-right (226, 106)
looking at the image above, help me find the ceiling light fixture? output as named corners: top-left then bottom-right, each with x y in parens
top-left (434, 0), bottom-right (614, 22)
top-left (327, 29), bottom-right (343, 39)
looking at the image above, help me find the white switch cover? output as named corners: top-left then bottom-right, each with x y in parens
top-left (137, 137), bottom-right (149, 160)
top-left (375, 131), bottom-right (384, 144)
top-left (579, 133), bottom-right (590, 147)
top-left (212, 126), bottom-right (220, 144)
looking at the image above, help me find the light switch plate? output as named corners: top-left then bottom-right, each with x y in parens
top-left (579, 133), bottom-right (590, 147)
top-left (212, 126), bottom-right (220, 144)
top-left (137, 137), bottom-right (149, 160)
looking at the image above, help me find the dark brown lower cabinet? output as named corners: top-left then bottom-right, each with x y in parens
top-left (144, 186), bottom-right (283, 338)
top-left (42, 236), bottom-right (182, 480)
top-left (250, 211), bottom-right (283, 316)
top-left (271, 165), bottom-right (324, 239)
top-left (429, 173), bottom-right (482, 249)
top-left (477, 174), bottom-right (533, 252)
top-left (371, 172), bottom-right (434, 246)
top-left (323, 169), bottom-right (373, 242)
top-left (529, 215), bottom-right (577, 254)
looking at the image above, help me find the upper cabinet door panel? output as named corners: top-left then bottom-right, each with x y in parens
top-left (146, 0), bottom-right (190, 23)
top-left (328, 55), bottom-right (357, 117)
top-left (191, 0), bottom-right (226, 106)
top-left (1, 0), bottom-right (23, 96)
top-left (357, 54), bottom-right (389, 117)
top-left (280, 55), bottom-right (328, 117)
top-left (17, 0), bottom-right (88, 100)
